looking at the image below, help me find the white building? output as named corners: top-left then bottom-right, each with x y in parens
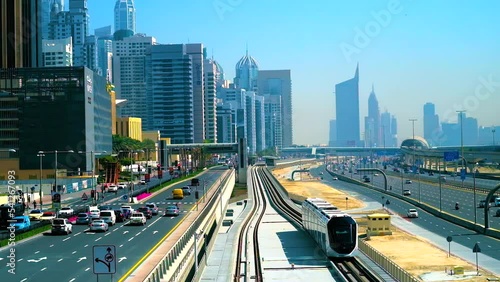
top-left (42, 37), bottom-right (73, 67)
top-left (204, 58), bottom-right (218, 143)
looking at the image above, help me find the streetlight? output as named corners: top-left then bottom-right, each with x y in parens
top-left (493, 127), bottom-right (496, 145)
top-left (38, 150), bottom-right (74, 194)
top-left (456, 110), bottom-right (466, 185)
top-left (473, 162), bottom-right (478, 224)
top-left (37, 152), bottom-right (45, 210)
top-left (345, 197), bottom-right (348, 210)
top-left (78, 151), bottom-right (107, 205)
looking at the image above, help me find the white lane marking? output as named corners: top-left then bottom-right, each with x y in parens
top-left (123, 230), bottom-right (129, 234)
top-left (85, 268), bottom-right (91, 271)
top-left (73, 232), bottom-right (81, 236)
top-left (77, 257), bottom-right (86, 262)
top-left (34, 251), bottom-right (40, 254)
top-left (18, 258), bottom-right (23, 262)
top-left (69, 279), bottom-right (76, 282)
top-left (84, 244), bottom-right (88, 248)
top-left (128, 237), bottom-right (134, 242)
top-left (50, 244), bottom-right (54, 247)
top-left (153, 230), bottom-right (158, 234)
top-left (41, 267), bottom-right (47, 271)
top-left (21, 279), bottom-right (28, 282)
top-left (118, 257), bottom-right (127, 263)
top-left (141, 228), bottom-right (146, 232)
top-left (119, 244), bottom-right (123, 248)
top-left (95, 237), bottom-right (102, 242)
top-left (72, 251), bottom-right (77, 254)
top-left (58, 258), bottom-right (63, 262)
top-left (135, 232), bottom-right (141, 236)
top-left (105, 232), bottom-right (111, 236)
top-left (63, 237), bottom-right (70, 241)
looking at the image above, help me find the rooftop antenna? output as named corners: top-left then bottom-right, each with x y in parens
top-left (246, 43), bottom-right (248, 56)
top-left (212, 48), bottom-right (214, 60)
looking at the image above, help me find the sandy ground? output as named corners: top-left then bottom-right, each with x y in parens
top-left (271, 165), bottom-right (499, 281)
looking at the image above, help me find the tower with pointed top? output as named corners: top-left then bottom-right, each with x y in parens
top-left (365, 84), bottom-right (381, 147)
top-left (234, 48), bottom-right (259, 91)
top-left (335, 64), bottom-right (361, 146)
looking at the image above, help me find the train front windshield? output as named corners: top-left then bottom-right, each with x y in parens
top-left (328, 218), bottom-right (357, 254)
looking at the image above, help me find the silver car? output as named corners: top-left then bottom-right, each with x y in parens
top-left (89, 220), bottom-right (108, 232)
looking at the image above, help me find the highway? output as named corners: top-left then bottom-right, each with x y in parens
top-left (0, 169), bottom-right (225, 282)
top-left (313, 166), bottom-right (500, 262)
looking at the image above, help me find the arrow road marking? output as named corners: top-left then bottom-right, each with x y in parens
top-left (153, 230), bottom-right (158, 234)
top-left (0, 258), bottom-right (3, 261)
top-left (118, 257), bottom-right (127, 263)
top-left (27, 257), bottom-right (47, 263)
top-left (77, 257), bottom-right (86, 262)
top-left (123, 231), bottom-right (129, 234)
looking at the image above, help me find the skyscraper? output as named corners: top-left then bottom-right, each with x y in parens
top-left (114, 0), bottom-right (136, 34)
top-left (381, 111), bottom-right (398, 147)
top-left (41, 0), bottom-right (64, 40)
top-left (423, 102), bottom-right (440, 146)
top-left (204, 58), bottom-right (218, 143)
top-left (1, 0), bottom-right (42, 68)
top-left (257, 70), bottom-right (293, 147)
top-left (234, 49), bottom-right (258, 91)
top-left (335, 64), bottom-right (360, 147)
top-left (366, 85), bottom-right (381, 147)
top-left (329, 119), bottom-right (337, 147)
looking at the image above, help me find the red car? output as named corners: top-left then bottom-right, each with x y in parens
top-left (137, 207), bottom-right (152, 219)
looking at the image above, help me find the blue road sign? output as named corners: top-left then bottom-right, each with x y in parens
top-left (122, 194), bottom-right (128, 200)
top-left (460, 169), bottom-right (466, 180)
top-left (444, 151), bottom-right (459, 161)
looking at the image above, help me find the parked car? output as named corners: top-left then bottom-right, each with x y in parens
top-left (407, 209), bottom-right (419, 218)
top-left (89, 220), bottom-right (108, 232)
top-left (51, 218), bottom-right (72, 235)
top-left (145, 203), bottom-right (159, 215)
top-left (165, 205), bottom-right (180, 216)
top-left (182, 186), bottom-right (192, 195)
top-left (137, 207), bottom-right (153, 219)
top-left (76, 213), bottom-right (91, 225)
top-left (40, 211), bottom-right (56, 221)
top-left (58, 207), bottom-right (74, 217)
top-left (29, 209), bottom-right (44, 221)
top-left (405, 179), bottom-right (412, 184)
top-left (114, 210), bottom-right (125, 222)
top-left (11, 215), bottom-right (31, 231)
top-left (403, 189), bottom-right (411, 196)
top-left (129, 213), bottom-right (146, 225)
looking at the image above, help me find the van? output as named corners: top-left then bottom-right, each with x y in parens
top-left (99, 210), bottom-right (116, 226)
top-left (172, 189), bottom-right (184, 199)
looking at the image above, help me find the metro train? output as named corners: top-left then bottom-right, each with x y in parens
top-left (302, 198), bottom-right (358, 258)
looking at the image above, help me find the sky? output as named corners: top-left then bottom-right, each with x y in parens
top-left (79, 0), bottom-right (500, 145)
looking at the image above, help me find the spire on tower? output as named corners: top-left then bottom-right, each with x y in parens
top-left (246, 43), bottom-right (248, 56)
top-left (372, 83), bottom-right (374, 93)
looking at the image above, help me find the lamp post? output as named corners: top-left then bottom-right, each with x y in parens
top-left (37, 153), bottom-right (45, 210)
top-left (493, 128), bottom-right (496, 145)
top-left (78, 151), bottom-right (107, 205)
top-left (473, 163), bottom-right (478, 225)
top-left (456, 110), bottom-right (466, 186)
top-left (409, 118), bottom-right (417, 171)
top-left (38, 150), bottom-right (74, 195)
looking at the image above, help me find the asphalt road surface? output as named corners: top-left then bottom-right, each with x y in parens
top-left (0, 169), bottom-right (225, 282)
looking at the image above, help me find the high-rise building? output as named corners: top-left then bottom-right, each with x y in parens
top-left (216, 103), bottom-right (236, 143)
top-left (95, 26), bottom-right (113, 81)
top-left (186, 44), bottom-right (205, 143)
top-left (85, 35), bottom-right (99, 73)
top-left (391, 115), bottom-right (398, 146)
top-left (1, 0), bottom-right (42, 68)
top-left (264, 94), bottom-right (282, 151)
top-left (423, 102), bottom-right (440, 146)
top-left (255, 95), bottom-right (265, 152)
top-left (114, 0), bottom-right (136, 34)
top-left (366, 85), bottom-right (381, 147)
top-left (41, 0), bottom-right (64, 40)
top-left (145, 44), bottom-right (193, 144)
top-left (257, 70), bottom-right (293, 147)
top-left (204, 58), bottom-right (218, 143)
top-left (380, 111), bottom-right (398, 147)
top-left (235, 49), bottom-right (258, 91)
top-left (112, 34), bottom-right (156, 121)
top-left (335, 65), bottom-right (360, 147)
top-left (42, 37), bottom-right (73, 66)
top-left (243, 91), bottom-right (257, 153)
top-left (48, 0), bottom-right (91, 68)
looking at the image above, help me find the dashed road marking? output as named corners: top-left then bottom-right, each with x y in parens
top-left (35, 251), bottom-right (40, 254)
top-left (58, 258), bottom-right (63, 262)
top-left (128, 237), bottom-right (134, 242)
top-left (41, 267), bottom-right (47, 271)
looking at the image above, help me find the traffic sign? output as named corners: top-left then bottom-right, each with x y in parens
top-left (122, 195), bottom-right (128, 201)
top-left (473, 242), bottom-right (481, 253)
top-left (444, 151), bottom-right (459, 161)
top-left (52, 193), bottom-right (61, 203)
top-left (52, 202), bottom-right (61, 210)
top-left (82, 192), bottom-right (88, 201)
top-left (460, 169), bottom-right (466, 180)
top-left (93, 245), bottom-right (116, 274)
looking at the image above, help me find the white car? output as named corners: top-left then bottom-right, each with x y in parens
top-left (89, 209), bottom-right (100, 219)
top-left (407, 209), bottom-right (419, 218)
top-left (58, 207), bottom-right (74, 217)
top-left (129, 212), bottom-right (146, 225)
top-left (89, 220), bottom-right (108, 232)
top-left (332, 176), bottom-right (338, 180)
top-left (117, 183), bottom-right (127, 189)
top-left (107, 185), bottom-right (118, 192)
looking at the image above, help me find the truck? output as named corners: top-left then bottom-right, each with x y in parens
top-left (51, 218), bottom-right (73, 235)
top-left (191, 178), bottom-right (200, 186)
top-left (104, 162), bottom-right (120, 187)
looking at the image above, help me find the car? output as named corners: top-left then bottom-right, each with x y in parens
top-left (99, 210), bottom-right (116, 226)
top-left (58, 207), bottom-right (74, 217)
top-left (137, 207), bottom-right (153, 219)
top-left (332, 176), bottom-right (339, 180)
top-left (29, 209), bottom-right (44, 221)
top-left (496, 209), bottom-right (500, 217)
top-left (319, 172), bottom-right (323, 175)
top-left (139, 180), bottom-right (146, 185)
top-left (40, 211), bottom-right (56, 221)
top-left (405, 179), bottom-right (412, 184)
top-left (145, 203), bottom-right (159, 215)
top-left (438, 175), bottom-right (446, 182)
top-left (165, 205), bottom-right (180, 216)
top-left (407, 209), bottom-right (419, 218)
top-left (182, 186), bottom-right (192, 195)
top-left (373, 173), bottom-right (379, 176)
top-left (403, 189), bottom-right (411, 196)
top-left (364, 177), bottom-right (371, 183)
top-left (98, 205), bottom-right (113, 211)
top-left (114, 210), bottom-right (125, 222)
top-left (76, 213), bottom-right (91, 225)
top-left (129, 212), bottom-right (146, 225)
top-left (121, 205), bottom-right (134, 217)
top-left (117, 183), bottom-right (127, 189)
top-left (89, 220), bottom-right (108, 232)
top-left (428, 172), bottom-right (434, 176)
top-left (478, 200), bottom-right (491, 208)
top-left (11, 215), bottom-right (31, 231)
top-left (89, 209), bottom-right (100, 219)
top-left (107, 185), bottom-right (118, 192)
top-left (51, 218), bottom-right (72, 234)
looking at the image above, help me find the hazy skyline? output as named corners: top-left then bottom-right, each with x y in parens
top-left (81, 0), bottom-right (500, 145)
